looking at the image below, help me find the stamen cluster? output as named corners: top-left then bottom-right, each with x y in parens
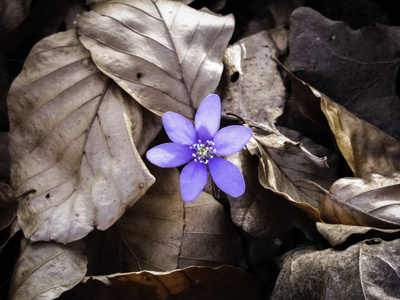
top-left (190, 139), bottom-right (217, 164)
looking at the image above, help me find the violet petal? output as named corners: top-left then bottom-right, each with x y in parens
top-left (195, 94), bottom-right (221, 142)
top-left (180, 161), bottom-right (208, 202)
top-left (162, 112), bottom-right (198, 145)
top-left (208, 157), bottom-right (245, 197)
top-left (213, 125), bottom-right (253, 156)
top-left (146, 143), bottom-right (194, 168)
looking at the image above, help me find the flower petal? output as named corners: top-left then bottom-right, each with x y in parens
top-left (162, 112), bottom-right (197, 145)
top-left (146, 143), bottom-right (194, 168)
top-left (208, 157), bottom-right (245, 197)
top-left (195, 94), bottom-right (221, 142)
top-left (213, 125), bottom-right (253, 156)
top-left (180, 161), bottom-right (208, 202)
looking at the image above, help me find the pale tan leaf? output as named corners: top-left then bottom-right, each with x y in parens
top-left (76, 0), bottom-right (234, 120)
top-left (8, 238), bottom-right (87, 300)
top-left (221, 31), bottom-right (286, 131)
top-left (8, 30), bottom-right (154, 243)
top-left (61, 266), bottom-right (261, 300)
top-left (318, 173), bottom-right (400, 229)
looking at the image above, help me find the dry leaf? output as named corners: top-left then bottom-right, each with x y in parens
top-left (226, 147), bottom-right (320, 240)
top-left (279, 59), bottom-right (400, 178)
top-left (317, 173), bottom-right (400, 229)
top-left (85, 165), bottom-right (246, 274)
top-left (317, 222), bottom-right (400, 247)
top-left (221, 30), bottom-right (286, 130)
top-left (8, 29), bottom-right (154, 243)
top-left (61, 265), bottom-right (261, 300)
top-left (76, 0), bottom-right (234, 120)
top-left (271, 238), bottom-right (400, 299)
top-left (8, 238), bottom-right (87, 300)
top-left (247, 126), bottom-right (338, 221)
top-left (286, 7), bottom-right (400, 139)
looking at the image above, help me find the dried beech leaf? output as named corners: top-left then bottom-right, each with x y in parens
top-left (0, 182), bottom-right (16, 230)
top-left (279, 61), bottom-right (400, 178)
top-left (247, 126), bottom-right (338, 221)
top-left (317, 222), bottom-right (400, 247)
top-left (320, 95), bottom-right (400, 178)
top-left (61, 266), bottom-right (261, 300)
top-left (318, 173), bottom-right (400, 229)
top-left (86, 165), bottom-right (246, 274)
top-left (221, 31), bottom-right (286, 130)
top-left (0, 219), bottom-right (20, 253)
top-left (287, 7), bottom-right (400, 139)
top-left (77, 0), bottom-right (234, 120)
top-left (271, 238), bottom-right (400, 299)
top-left (8, 30), bottom-right (154, 243)
top-left (8, 238), bottom-right (87, 300)
top-left (0, 131), bottom-right (10, 181)
top-left (226, 148), bottom-right (321, 240)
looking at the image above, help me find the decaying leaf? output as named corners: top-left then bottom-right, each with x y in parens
top-left (8, 29), bottom-right (154, 243)
top-left (0, 182), bottom-right (16, 230)
top-left (279, 59), bottom-right (400, 178)
top-left (8, 238), bottom-right (87, 300)
top-left (85, 165), bottom-right (246, 275)
top-left (226, 147), bottom-right (321, 240)
top-left (317, 222), bottom-right (400, 247)
top-left (317, 172), bottom-right (400, 229)
top-left (61, 265), bottom-right (261, 300)
top-left (221, 30), bottom-right (286, 131)
top-left (247, 126), bottom-right (338, 221)
top-left (286, 7), bottom-right (400, 140)
top-left (271, 238), bottom-right (400, 299)
top-left (77, 0), bottom-right (234, 120)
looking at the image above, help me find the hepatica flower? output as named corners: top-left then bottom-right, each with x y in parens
top-left (146, 94), bottom-right (252, 202)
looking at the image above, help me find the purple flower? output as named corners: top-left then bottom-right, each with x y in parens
top-left (146, 94), bottom-right (252, 202)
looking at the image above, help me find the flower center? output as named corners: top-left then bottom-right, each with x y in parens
top-left (190, 139), bottom-right (217, 164)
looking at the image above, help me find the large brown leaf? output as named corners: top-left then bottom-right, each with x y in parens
top-left (318, 173), bottom-right (400, 229)
top-left (247, 126), bottom-right (338, 221)
top-left (279, 61), bottom-right (400, 178)
top-left (8, 29), bottom-right (155, 243)
top-left (60, 266), bottom-right (261, 300)
top-left (85, 165), bottom-right (246, 274)
top-left (8, 238), bottom-right (87, 300)
top-left (271, 238), bottom-right (400, 299)
top-left (76, 0), bottom-right (234, 120)
top-left (286, 7), bottom-right (400, 140)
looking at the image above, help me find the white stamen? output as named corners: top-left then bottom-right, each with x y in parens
top-left (190, 139), bottom-right (217, 164)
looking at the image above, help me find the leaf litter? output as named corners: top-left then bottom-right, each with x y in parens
top-left (1, 0), bottom-right (400, 299)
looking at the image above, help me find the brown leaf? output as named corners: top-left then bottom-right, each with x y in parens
top-left (8, 29), bottom-right (154, 243)
top-left (76, 0), bottom-right (234, 120)
top-left (286, 7), bottom-right (400, 139)
top-left (61, 266), bottom-right (261, 300)
top-left (8, 238), bottom-right (87, 300)
top-left (279, 59), bottom-right (400, 178)
top-left (318, 173), bottom-right (400, 229)
top-left (247, 126), bottom-right (338, 221)
top-left (271, 238), bottom-right (400, 299)
top-left (85, 164), bottom-right (246, 274)
top-left (226, 147), bottom-right (321, 240)
top-left (221, 30), bottom-right (286, 131)
top-left (317, 222), bottom-right (400, 247)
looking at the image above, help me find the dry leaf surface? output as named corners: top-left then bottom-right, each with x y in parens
top-left (8, 238), bottom-right (87, 300)
top-left (272, 238), bottom-right (400, 299)
top-left (8, 29), bottom-right (154, 243)
top-left (61, 265), bottom-right (261, 300)
top-left (77, 0), bottom-right (234, 119)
